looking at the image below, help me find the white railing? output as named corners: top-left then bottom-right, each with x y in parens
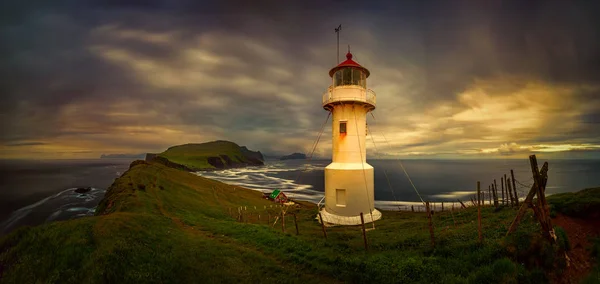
top-left (317, 196), bottom-right (325, 210)
top-left (322, 85), bottom-right (376, 107)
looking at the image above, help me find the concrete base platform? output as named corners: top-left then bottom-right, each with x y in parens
top-left (318, 208), bottom-right (382, 226)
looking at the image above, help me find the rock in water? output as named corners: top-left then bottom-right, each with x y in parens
top-left (75, 187), bottom-right (92, 193)
top-left (280, 153), bottom-right (307, 160)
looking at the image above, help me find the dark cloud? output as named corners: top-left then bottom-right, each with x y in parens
top-left (1, 0), bottom-right (600, 158)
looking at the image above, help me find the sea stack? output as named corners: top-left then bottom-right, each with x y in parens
top-left (319, 50), bottom-right (382, 225)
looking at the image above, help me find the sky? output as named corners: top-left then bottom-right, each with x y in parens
top-left (1, 0), bottom-right (600, 159)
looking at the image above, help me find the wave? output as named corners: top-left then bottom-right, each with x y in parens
top-left (195, 163), bottom-right (325, 204)
top-left (1, 187), bottom-right (106, 234)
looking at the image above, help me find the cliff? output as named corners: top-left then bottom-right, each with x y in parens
top-left (147, 140), bottom-right (264, 171)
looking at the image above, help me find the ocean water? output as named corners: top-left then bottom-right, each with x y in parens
top-left (1, 158), bottom-right (599, 235)
top-left (0, 159), bottom-right (132, 235)
top-left (196, 159), bottom-right (600, 210)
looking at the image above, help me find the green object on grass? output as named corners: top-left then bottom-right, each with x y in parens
top-left (269, 189), bottom-right (281, 199)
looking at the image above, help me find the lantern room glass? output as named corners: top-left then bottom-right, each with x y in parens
top-left (333, 68), bottom-right (366, 88)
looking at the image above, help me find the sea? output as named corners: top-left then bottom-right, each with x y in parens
top-left (1, 158), bottom-right (599, 235)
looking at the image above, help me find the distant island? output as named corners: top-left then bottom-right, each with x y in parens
top-left (100, 153), bottom-right (146, 159)
top-left (145, 140), bottom-right (264, 171)
top-left (279, 153), bottom-right (306, 160)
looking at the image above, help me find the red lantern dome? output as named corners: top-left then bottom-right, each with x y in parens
top-left (328, 52), bottom-right (370, 78)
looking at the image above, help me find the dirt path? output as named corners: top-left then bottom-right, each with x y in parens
top-left (552, 214), bottom-right (600, 283)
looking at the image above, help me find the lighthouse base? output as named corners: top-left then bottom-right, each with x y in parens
top-left (318, 208), bottom-right (382, 226)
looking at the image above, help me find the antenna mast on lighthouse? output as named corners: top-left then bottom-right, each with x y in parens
top-left (335, 24), bottom-right (342, 63)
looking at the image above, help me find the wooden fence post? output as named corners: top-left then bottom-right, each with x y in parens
top-left (293, 213), bottom-right (299, 235)
top-left (501, 177), bottom-right (505, 206)
top-left (511, 169), bottom-right (519, 206)
top-left (360, 213), bottom-right (368, 251)
top-left (507, 178), bottom-right (514, 207)
top-left (477, 181), bottom-right (482, 243)
top-left (426, 202), bottom-right (435, 247)
top-left (318, 212), bottom-right (327, 240)
top-left (529, 155), bottom-right (556, 243)
top-left (488, 185), bottom-right (492, 205)
top-left (411, 205), bottom-right (414, 212)
top-left (281, 212), bottom-right (286, 233)
top-left (441, 202), bottom-right (444, 212)
top-left (507, 161), bottom-right (549, 235)
top-left (506, 174), bottom-right (513, 206)
top-left (477, 184), bottom-right (481, 206)
top-left (493, 180), bottom-right (499, 207)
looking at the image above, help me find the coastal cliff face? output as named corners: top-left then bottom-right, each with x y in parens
top-left (146, 140), bottom-right (264, 171)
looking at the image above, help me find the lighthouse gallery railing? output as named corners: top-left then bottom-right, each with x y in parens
top-left (322, 85), bottom-right (376, 106)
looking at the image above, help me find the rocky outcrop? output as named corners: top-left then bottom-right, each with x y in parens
top-left (280, 153), bottom-right (307, 160)
top-left (207, 157), bottom-right (225, 169)
top-left (240, 146), bottom-right (264, 162)
top-left (74, 187), bottom-right (92, 193)
top-left (145, 153), bottom-right (158, 162)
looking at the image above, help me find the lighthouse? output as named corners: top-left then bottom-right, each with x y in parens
top-left (320, 51), bottom-right (382, 225)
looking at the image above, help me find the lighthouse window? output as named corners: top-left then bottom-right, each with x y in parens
top-left (334, 71), bottom-right (343, 87)
top-left (333, 68), bottom-right (366, 88)
top-left (352, 69), bottom-right (366, 88)
top-left (339, 121), bottom-right (347, 134)
top-left (342, 68), bottom-right (353, 85)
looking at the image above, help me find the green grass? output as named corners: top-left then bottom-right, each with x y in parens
top-left (582, 238), bottom-right (600, 284)
top-left (157, 140), bottom-right (257, 170)
top-left (0, 161), bottom-right (570, 283)
top-left (546, 187), bottom-right (600, 218)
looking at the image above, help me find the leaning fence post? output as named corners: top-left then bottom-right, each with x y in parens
top-left (318, 212), bottom-right (327, 240)
top-left (360, 212), bottom-right (368, 251)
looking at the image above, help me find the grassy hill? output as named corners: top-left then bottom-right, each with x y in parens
top-left (0, 160), bottom-right (596, 283)
top-left (154, 140), bottom-right (263, 171)
top-left (547, 188), bottom-right (600, 218)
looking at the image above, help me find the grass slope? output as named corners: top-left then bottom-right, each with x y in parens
top-left (157, 140), bottom-right (254, 170)
top-left (547, 187), bottom-right (600, 218)
top-left (0, 161), bottom-right (574, 283)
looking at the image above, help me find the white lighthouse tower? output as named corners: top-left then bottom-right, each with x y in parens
top-left (319, 51), bottom-right (382, 225)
